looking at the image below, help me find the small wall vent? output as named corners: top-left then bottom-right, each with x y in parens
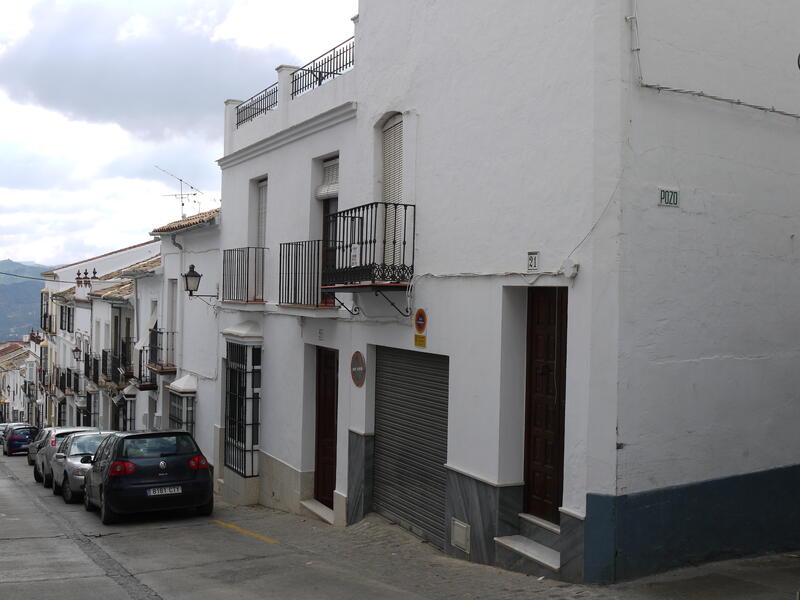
top-left (451, 518), bottom-right (471, 554)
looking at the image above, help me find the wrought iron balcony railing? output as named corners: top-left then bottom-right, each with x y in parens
top-left (137, 348), bottom-right (157, 389)
top-left (91, 356), bottom-right (100, 384)
top-left (101, 350), bottom-right (110, 379)
top-left (279, 240), bottom-right (337, 307)
top-left (291, 37), bottom-right (354, 99)
top-left (223, 247), bottom-right (267, 302)
top-left (147, 328), bottom-right (176, 372)
top-left (322, 202), bottom-right (415, 287)
top-left (111, 338), bottom-right (134, 384)
top-left (236, 82), bottom-right (278, 127)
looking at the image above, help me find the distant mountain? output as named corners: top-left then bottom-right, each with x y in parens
top-left (0, 260), bottom-right (50, 340)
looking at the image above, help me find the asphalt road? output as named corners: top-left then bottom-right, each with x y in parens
top-left (1, 451), bottom-right (799, 600)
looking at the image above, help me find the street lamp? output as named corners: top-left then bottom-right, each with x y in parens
top-left (72, 346), bottom-right (82, 361)
top-left (182, 265), bottom-right (215, 298)
top-left (183, 264), bottom-right (202, 295)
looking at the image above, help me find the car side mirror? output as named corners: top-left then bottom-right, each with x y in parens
top-left (80, 455), bottom-right (93, 464)
top-left (54, 452), bottom-right (65, 460)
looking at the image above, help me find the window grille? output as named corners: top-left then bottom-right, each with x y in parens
top-left (169, 392), bottom-right (195, 435)
top-left (224, 342), bottom-right (261, 477)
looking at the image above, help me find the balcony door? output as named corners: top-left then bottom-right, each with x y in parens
top-left (318, 158), bottom-right (339, 304)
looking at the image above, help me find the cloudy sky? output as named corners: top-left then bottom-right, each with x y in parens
top-left (0, 0), bottom-right (358, 267)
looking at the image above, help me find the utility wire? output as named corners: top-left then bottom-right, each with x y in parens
top-left (0, 271), bottom-right (74, 284)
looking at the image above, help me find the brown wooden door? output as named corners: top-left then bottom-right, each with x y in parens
top-left (524, 287), bottom-right (567, 524)
top-left (315, 347), bottom-right (339, 508)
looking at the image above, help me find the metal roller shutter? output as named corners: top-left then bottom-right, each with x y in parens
top-left (374, 347), bottom-right (449, 549)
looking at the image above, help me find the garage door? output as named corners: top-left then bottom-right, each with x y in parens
top-left (374, 347), bottom-right (449, 548)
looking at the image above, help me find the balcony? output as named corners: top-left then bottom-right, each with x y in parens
top-left (147, 328), bottom-right (176, 374)
top-left (235, 37), bottom-right (354, 127)
top-left (136, 348), bottom-right (157, 390)
top-left (223, 247), bottom-right (267, 302)
top-left (111, 338), bottom-right (134, 385)
top-left (278, 240), bottom-right (336, 307)
top-left (321, 202), bottom-right (416, 290)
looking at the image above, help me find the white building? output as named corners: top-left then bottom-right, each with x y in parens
top-left (127, 209), bottom-right (221, 465)
top-left (40, 241), bottom-right (160, 428)
top-left (0, 339), bottom-right (39, 423)
top-left (193, 0), bottom-right (800, 583)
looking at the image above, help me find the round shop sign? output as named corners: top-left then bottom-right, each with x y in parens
top-left (350, 351), bottom-right (366, 388)
top-left (414, 308), bottom-right (427, 334)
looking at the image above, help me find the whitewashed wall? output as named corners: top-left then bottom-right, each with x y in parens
top-left (616, 1), bottom-right (800, 493)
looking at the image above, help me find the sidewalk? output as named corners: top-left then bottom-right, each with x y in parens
top-left (211, 501), bottom-right (800, 600)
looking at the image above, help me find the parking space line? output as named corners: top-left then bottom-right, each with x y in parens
top-left (212, 519), bottom-right (279, 544)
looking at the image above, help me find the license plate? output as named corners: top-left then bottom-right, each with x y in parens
top-left (147, 485), bottom-right (182, 496)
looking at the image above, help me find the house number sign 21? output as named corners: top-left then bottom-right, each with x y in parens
top-left (659, 189), bottom-right (679, 208)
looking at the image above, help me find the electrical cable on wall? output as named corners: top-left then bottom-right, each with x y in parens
top-left (627, 0), bottom-right (800, 121)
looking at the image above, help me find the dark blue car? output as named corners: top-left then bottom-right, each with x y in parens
top-left (4, 426), bottom-right (39, 456)
top-left (83, 430), bottom-right (213, 524)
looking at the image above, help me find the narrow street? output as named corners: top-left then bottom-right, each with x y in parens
top-left (1, 452), bottom-right (798, 600)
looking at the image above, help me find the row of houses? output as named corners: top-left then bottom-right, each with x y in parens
top-left (30, 1), bottom-right (800, 584)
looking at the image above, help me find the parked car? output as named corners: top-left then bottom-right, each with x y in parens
top-left (35, 427), bottom-right (96, 486)
top-left (1, 422), bottom-right (29, 449)
top-left (3, 425), bottom-right (38, 456)
top-left (27, 427), bottom-right (52, 465)
top-left (84, 430), bottom-right (214, 524)
top-left (51, 431), bottom-right (114, 503)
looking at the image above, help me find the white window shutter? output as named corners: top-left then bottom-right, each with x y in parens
top-left (382, 115), bottom-right (404, 267)
top-left (382, 116), bottom-right (403, 204)
top-left (257, 180), bottom-right (268, 248)
top-left (315, 158), bottom-right (340, 200)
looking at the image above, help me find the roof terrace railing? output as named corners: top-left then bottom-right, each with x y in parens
top-left (291, 37), bottom-right (354, 99)
top-left (236, 82), bottom-right (278, 127)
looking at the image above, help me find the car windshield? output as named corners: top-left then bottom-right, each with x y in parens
top-left (12, 428), bottom-right (35, 436)
top-left (70, 435), bottom-right (106, 456)
top-left (121, 435), bottom-right (199, 458)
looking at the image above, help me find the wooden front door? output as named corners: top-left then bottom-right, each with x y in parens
top-left (524, 287), bottom-right (568, 524)
top-left (315, 347), bottom-right (339, 508)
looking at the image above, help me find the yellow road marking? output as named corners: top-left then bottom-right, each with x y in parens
top-left (212, 519), bottom-right (279, 544)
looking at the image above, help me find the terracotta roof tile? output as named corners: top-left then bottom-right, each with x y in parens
top-left (88, 280), bottom-right (134, 301)
top-left (151, 208), bottom-right (220, 234)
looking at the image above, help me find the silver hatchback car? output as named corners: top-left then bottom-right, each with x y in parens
top-left (35, 427), bottom-right (96, 487)
top-left (51, 431), bottom-right (114, 503)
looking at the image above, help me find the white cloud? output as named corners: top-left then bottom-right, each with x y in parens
top-left (212, 0), bottom-right (358, 61)
top-left (116, 15), bottom-right (155, 41)
top-left (0, 0), bottom-right (38, 55)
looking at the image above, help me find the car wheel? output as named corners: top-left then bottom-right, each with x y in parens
top-left (100, 491), bottom-right (118, 525)
top-left (43, 469), bottom-right (53, 488)
top-left (62, 476), bottom-right (74, 504)
top-left (33, 464), bottom-right (42, 483)
top-left (196, 497), bottom-right (214, 516)
top-left (52, 474), bottom-right (62, 495)
top-left (84, 488), bottom-right (96, 512)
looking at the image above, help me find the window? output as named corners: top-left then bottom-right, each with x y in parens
top-left (256, 179), bottom-right (268, 248)
top-left (116, 398), bottom-right (135, 432)
top-left (224, 342), bottom-right (261, 477)
top-left (169, 392), bottom-right (195, 435)
top-left (40, 292), bottom-right (49, 330)
top-left (382, 114), bottom-right (403, 204)
top-left (58, 306), bottom-right (74, 332)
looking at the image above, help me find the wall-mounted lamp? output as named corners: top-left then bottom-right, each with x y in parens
top-left (72, 346), bottom-right (82, 361)
top-left (182, 265), bottom-right (216, 298)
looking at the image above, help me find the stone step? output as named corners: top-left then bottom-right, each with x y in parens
top-left (494, 535), bottom-right (560, 576)
top-left (518, 512), bottom-right (561, 549)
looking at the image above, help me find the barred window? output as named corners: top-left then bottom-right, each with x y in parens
top-left (224, 342), bottom-right (261, 477)
top-left (169, 392), bottom-right (195, 435)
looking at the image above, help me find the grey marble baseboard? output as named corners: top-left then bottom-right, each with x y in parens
top-left (346, 430), bottom-right (373, 525)
top-left (444, 468), bottom-right (524, 564)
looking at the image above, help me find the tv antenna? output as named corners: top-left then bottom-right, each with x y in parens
top-left (155, 165), bottom-right (203, 218)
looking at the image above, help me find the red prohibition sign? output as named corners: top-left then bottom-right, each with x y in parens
top-left (414, 308), bottom-right (427, 334)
